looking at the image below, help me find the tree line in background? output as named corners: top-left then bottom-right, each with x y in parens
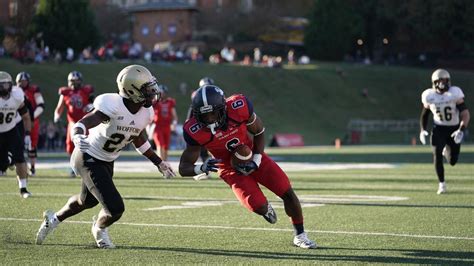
top-left (1, 0), bottom-right (473, 65)
top-left (305, 0), bottom-right (474, 62)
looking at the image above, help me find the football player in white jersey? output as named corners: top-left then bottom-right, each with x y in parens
top-left (419, 69), bottom-right (470, 194)
top-left (0, 71), bottom-right (32, 198)
top-left (35, 65), bottom-right (176, 248)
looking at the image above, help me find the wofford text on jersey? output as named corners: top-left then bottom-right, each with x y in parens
top-left (116, 125), bottom-right (141, 134)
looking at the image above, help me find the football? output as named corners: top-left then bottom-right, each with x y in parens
top-left (231, 144), bottom-right (253, 167)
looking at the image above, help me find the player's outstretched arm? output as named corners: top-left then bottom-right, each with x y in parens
top-left (53, 95), bottom-right (65, 123)
top-left (457, 99), bottom-right (470, 129)
top-left (179, 145), bottom-right (210, 176)
top-left (451, 99), bottom-right (470, 144)
top-left (19, 101), bottom-right (32, 150)
top-left (419, 107), bottom-right (430, 145)
top-left (33, 91), bottom-right (45, 119)
top-left (133, 130), bottom-right (176, 179)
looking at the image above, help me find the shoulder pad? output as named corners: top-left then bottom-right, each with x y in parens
top-left (59, 86), bottom-right (70, 96)
top-left (170, 98), bottom-right (176, 106)
top-left (83, 85), bottom-right (94, 94)
top-left (226, 94), bottom-right (252, 122)
top-left (30, 84), bottom-right (41, 93)
top-left (93, 94), bottom-right (118, 118)
top-left (450, 86), bottom-right (464, 99)
top-left (421, 88), bottom-right (433, 103)
top-left (183, 118), bottom-right (210, 145)
top-left (11, 86), bottom-right (25, 102)
top-left (147, 106), bottom-right (154, 124)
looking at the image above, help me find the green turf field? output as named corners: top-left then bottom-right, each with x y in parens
top-left (1, 146), bottom-right (473, 264)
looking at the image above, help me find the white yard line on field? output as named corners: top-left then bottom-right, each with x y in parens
top-left (0, 217), bottom-right (472, 241)
top-left (35, 161), bottom-right (397, 172)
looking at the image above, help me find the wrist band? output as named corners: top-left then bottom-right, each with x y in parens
top-left (73, 122), bottom-right (86, 134)
top-left (194, 164), bottom-right (204, 175)
top-left (253, 153), bottom-right (262, 167)
top-left (135, 141), bottom-right (151, 154)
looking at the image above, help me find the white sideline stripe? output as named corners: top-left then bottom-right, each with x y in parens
top-left (32, 161), bottom-right (397, 172)
top-left (1, 217), bottom-right (473, 241)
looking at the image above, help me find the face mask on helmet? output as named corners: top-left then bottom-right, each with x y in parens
top-left (68, 71), bottom-right (83, 89)
top-left (431, 69), bottom-right (451, 94)
top-left (141, 79), bottom-right (161, 107)
top-left (433, 78), bottom-right (450, 93)
top-left (192, 85), bottom-right (226, 134)
top-left (69, 79), bottom-right (82, 89)
top-left (0, 81), bottom-right (12, 97)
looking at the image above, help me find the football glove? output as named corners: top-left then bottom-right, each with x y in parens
top-left (419, 130), bottom-right (429, 145)
top-left (72, 134), bottom-right (90, 152)
top-left (157, 161), bottom-right (176, 179)
top-left (235, 154), bottom-right (262, 176)
top-left (451, 129), bottom-right (464, 144)
top-left (53, 112), bottom-right (60, 123)
top-left (24, 134), bottom-right (32, 151)
top-left (235, 161), bottom-right (258, 176)
top-left (198, 158), bottom-right (221, 174)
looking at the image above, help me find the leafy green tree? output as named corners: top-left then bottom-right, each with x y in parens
top-left (29, 0), bottom-right (100, 53)
top-left (304, 0), bottom-right (363, 60)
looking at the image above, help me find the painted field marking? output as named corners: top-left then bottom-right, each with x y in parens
top-left (34, 161), bottom-right (397, 172)
top-left (0, 217), bottom-right (472, 241)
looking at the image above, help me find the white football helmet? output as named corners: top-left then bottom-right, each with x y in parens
top-left (116, 65), bottom-right (162, 107)
top-left (0, 71), bottom-right (13, 97)
top-left (68, 71), bottom-right (83, 89)
top-left (16, 72), bottom-right (31, 86)
top-left (431, 69), bottom-right (450, 93)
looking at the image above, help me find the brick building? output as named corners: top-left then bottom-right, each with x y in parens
top-left (127, 2), bottom-right (197, 50)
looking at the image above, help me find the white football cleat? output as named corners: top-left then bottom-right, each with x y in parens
top-left (91, 216), bottom-right (115, 249)
top-left (20, 188), bottom-right (32, 199)
top-left (36, 210), bottom-right (58, 244)
top-left (293, 232), bottom-right (317, 249)
top-left (193, 173), bottom-right (211, 181)
top-left (437, 182), bottom-right (447, 195)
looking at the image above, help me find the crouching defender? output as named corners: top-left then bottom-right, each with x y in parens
top-left (35, 65), bottom-right (175, 248)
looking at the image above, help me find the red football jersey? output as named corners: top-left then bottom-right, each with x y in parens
top-left (183, 94), bottom-right (254, 166)
top-left (153, 97), bottom-right (176, 126)
top-left (22, 84), bottom-right (41, 110)
top-left (59, 85), bottom-right (94, 123)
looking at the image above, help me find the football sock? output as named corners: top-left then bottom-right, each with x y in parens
top-left (293, 223), bottom-right (305, 235)
top-left (18, 179), bottom-right (27, 189)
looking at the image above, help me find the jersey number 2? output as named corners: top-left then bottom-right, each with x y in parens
top-left (103, 133), bottom-right (133, 152)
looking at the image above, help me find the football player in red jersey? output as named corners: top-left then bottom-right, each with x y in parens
top-left (179, 85), bottom-right (317, 249)
top-left (152, 84), bottom-right (178, 160)
top-left (53, 71), bottom-right (94, 176)
top-left (16, 72), bottom-right (45, 176)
